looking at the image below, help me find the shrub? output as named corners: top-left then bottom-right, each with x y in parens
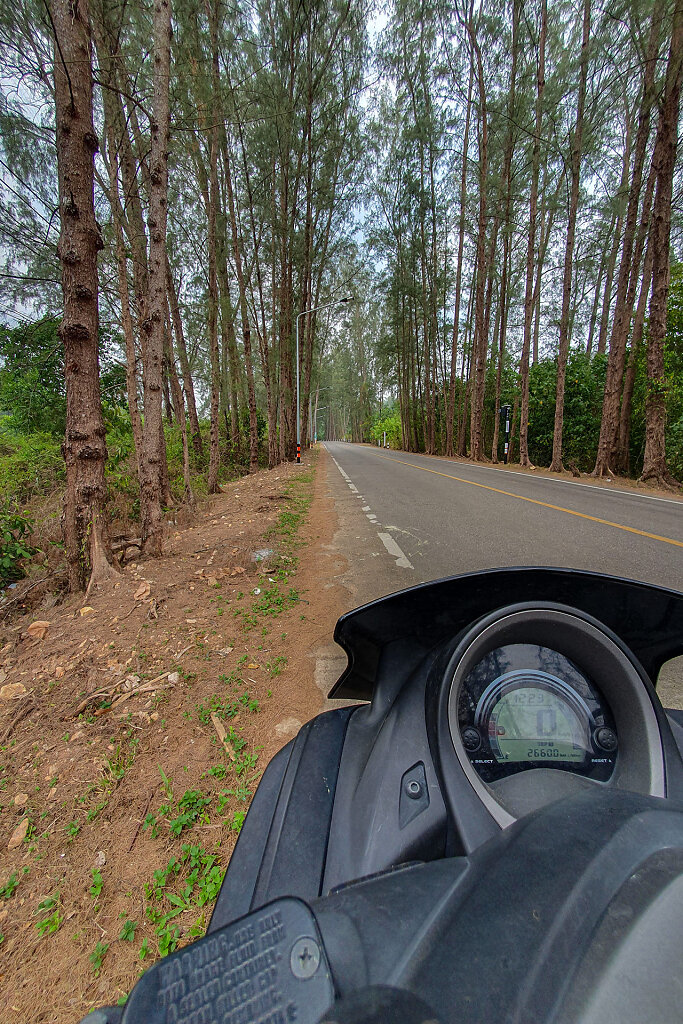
top-left (0, 426), bottom-right (64, 502)
top-left (666, 416), bottom-right (683, 482)
top-left (0, 504), bottom-right (34, 585)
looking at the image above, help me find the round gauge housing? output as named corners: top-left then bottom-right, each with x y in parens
top-left (445, 604), bottom-right (665, 827)
top-left (456, 646), bottom-right (618, 784)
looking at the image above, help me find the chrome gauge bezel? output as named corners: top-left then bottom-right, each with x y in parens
top-left (446, 604), bottom-right (666, 828)
top-left (473, 665), bottom-right (598, 766)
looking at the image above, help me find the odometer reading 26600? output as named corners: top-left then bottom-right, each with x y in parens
top-left (490, 687), bottom-right (586, 763)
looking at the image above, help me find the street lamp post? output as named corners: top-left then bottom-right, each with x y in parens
top-left (296, 297), bottom-right (352, 463)
top-left (314, 406), bottom-right (328, 443)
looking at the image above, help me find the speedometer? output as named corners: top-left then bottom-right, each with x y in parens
top-left (457, 645), bottom-right (618, 784)
top-left (485, 677), bottom-right (589, 763)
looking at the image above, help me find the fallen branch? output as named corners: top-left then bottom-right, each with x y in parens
top-left (74, 683), bottom-right (121, 716)
top-left (0, 697), bottom-right (36, 743)
top-left (127, 790), bottom-right (154, 853)
top-left (0, 571), bottom-right (66, 618)
top-left (108, 678), bottom-right (172, 710)
top-left (114, 602), bottom-right (142, 624)
top-left (111, 537), bottom-right (142, 553)
top-left (172, 645), bottom-right (193, 660)
top-left (210, 713), bottom-right (236, 761)
top-left (75, 671), bottom-right (171, 716)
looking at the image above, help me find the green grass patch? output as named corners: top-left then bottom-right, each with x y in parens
top-left (0, 867), bottom-right (28, 899)
top-left (144, 842), bottom-right (225, 955)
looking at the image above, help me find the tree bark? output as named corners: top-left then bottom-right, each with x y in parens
top-left (519, 0), bottom-right (546, 468)
top-left (162, 350), bottom-right (173, 425)
top-left (467, 18), bottom-right (489, 462)
top-left (615, 232), bottom-right (653, 474)
top-left (106, 138), bottom-right (143, 485)
top-left (205, 28), bottom-right (221, 494)
top-left (222, 128), bottom-right (259, 473)
top-left (640, 2), bottom-right (683, 486)
top-left (165, 300), bottom-right (193, 505)
top-left (233, 103), bottom-right (278, 467)
top-left (92, 6), bottom-right (150, 356)
top-left (50, 0), bottom-right (115, 592)
top-left (585, 213), bottom-right (614, 357)
top-left (550, 0), bottom-right (591, 472)
top-left (491, 2), bottom-right (519, 462)
top-left (166, 257), bottom-right (202, 459)
top-left (139, 0), bottom-right (172, 556)
top-left (593, 1), bottom-right (663, 476)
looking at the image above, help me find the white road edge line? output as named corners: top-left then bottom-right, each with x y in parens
top-left (378, 532), bottom-right (414, 569)
top-left (330, 456), bottom-right (351, 482)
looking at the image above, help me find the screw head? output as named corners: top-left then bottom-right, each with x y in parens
top-left (290, 937), bottom-right (321, 979)
top-left (406, 779), bottom-right (422, 799)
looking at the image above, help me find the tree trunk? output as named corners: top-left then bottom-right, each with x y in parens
top-left (162, 352), bottom-right (173, 425)
top-left (640, 2), bottom-right (683, 486)
top-left (138, 0), bottom-right (172, 556)
top-left (108, 141), bottom-right (143, 484)
top-left (585, 214), bottom-right (614, 357)
top-left (234, 105), bottom-right (278, 468)
top-left (166, 257), bottom-right (202, 459)
top-left (467, 19), bottom-right (489, 462)
top-left (492, 47), bottom-right (520, 466)
top-left (222, 129), bottom-right (260, 473)
top-left (593, 1), bottom-right (663, 476)
top-left (519, 0), bottom-right (546, 468)
top-left (50, 0), bottom-right (115, 592)
top-left (166, 299), bottom-right (193, 505)
top-left (457, 282), bottom-right (476, 456)
top-left (206, 39), bottom-right (221, 493)
top-left (92, 5), bottom-right (150, 365)
top-left (492, 237), bottom-right (512, 462)
top-left (550, 0), bottom-right (591, 472)
top-left (615, 233), bottom-right (653, 474)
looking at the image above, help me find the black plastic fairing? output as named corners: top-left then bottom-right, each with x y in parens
top-left (209, 706), bottom-right (356, 933)
top-left (322, 653), bottom-right (448, 893)
top-left (330, 568), bottom-right (683, 701)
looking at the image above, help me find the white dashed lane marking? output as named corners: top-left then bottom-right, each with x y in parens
top-left (330, 455), bottom-right (413, 571)
top-left (378, 532), bottom-right (414, 569)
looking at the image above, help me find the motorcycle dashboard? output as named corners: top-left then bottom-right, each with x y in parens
top-left (456, 644), bottom-right (618, 784)
top-left (445, 603), bottom-right (666, 826)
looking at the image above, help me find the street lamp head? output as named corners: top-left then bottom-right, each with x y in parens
top-left (340, 295), bottom-right (354, 304)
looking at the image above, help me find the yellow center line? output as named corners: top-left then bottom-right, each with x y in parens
top-left (367, 451), bottom-right (683, 550)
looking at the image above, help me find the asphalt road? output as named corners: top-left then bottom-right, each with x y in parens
top-left (323, 441), bottom-right (683, 701)
top-left (325, 441), bottom-right (683, 591)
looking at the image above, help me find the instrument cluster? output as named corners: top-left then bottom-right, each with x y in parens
top-left (444, 603), bottom-right (666, 825)
top-left (456, 644), bottom-right (618, 784)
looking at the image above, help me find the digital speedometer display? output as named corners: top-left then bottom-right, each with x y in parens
top-left (489, 686), bottom-right (587, 763)
top-left (456, 644), bottom-right (618, 783)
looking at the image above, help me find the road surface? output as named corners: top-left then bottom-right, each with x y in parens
top-left (322, 441), bottom-right (683, 702)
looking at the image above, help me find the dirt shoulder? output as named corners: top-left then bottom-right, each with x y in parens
top-left (0, 447), bottom-right (347, 1022)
